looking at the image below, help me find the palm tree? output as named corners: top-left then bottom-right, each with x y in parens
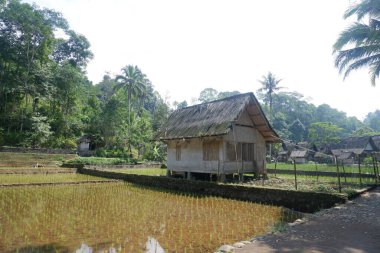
top-left (334, 0), bottom-right (380, 86)
top-left (115, 65), bottom-right (146, 153)
top-left (257, 72), bottom-right (282, 123)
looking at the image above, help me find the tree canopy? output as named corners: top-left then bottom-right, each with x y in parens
top-left (334, 0), bottom-right (380, 86)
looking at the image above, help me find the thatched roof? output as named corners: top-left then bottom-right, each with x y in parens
top-left (290, 150), bottom-right (308, 158)
top-left (77, 135), bottom-right (91, 144)
top-left (330, 136), bottom-right (378, 155)
top-left (372, 135), bottom-right (380, 150)
top-left (338, 151), bottom-right (355, 160)
top-left (156, 92), bottom-right (279, 142)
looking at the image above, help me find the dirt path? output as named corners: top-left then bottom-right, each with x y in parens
top-left (234, 187), bottom-right (380, 253)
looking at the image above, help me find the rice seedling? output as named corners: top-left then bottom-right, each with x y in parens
top-left (0, 182), bottom-right (299, 253)
top-left (0, 174), bottom-right (110, 185)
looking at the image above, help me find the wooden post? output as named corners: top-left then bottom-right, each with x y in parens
top-left (358, 154), bottom-right (362, 187)
top-left (240, 159), bottom-right (244, 182)
top-left (372, 156), bottom-right (378, 185)
top-left (335, 156), bottom-right (342, 193)
top-left (356, 155), bottom-right (363, 187)
top-left (315, 162), bottom-right (319, 182)
top-left (341, 161), bottom-right (347, 184)
top-left (293, 159), bottom-right (298, 190)
top-left (217, 160), bottom-right (220, 181)
top-left (376, 158), bottom-right (379, 185)
top-left (274, 158), bottom-right (277, 178)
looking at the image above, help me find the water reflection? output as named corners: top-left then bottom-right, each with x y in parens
top-left (145, 237), bottom-right (165, 253)
top-left (74, 237), bottom-right (164, 253)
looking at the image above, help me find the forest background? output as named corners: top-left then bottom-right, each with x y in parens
top-left (1, 0), bottom-right (379, 162)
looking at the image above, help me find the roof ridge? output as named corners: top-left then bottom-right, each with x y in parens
top-left (174, 92), bottom-right (253, 111)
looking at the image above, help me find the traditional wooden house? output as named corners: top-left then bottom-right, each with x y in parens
top-left (330, 136), bottom-right (378, 163)
top-left (156, 92), bottom-right (280, 179)
top-left (77, 135), bottom-right (102, 156)
top-left (280, 142), bottom-right (316, 164)
top-left (331, 150), bottom-right (356, 165)
top-left (276, 142), bottom-right (294, 162)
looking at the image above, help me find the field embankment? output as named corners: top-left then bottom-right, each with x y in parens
top-left (78, 168), bottom-right (347, 213)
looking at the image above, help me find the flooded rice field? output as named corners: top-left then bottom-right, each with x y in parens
top-left (0, 182), bottom-right (298, 252)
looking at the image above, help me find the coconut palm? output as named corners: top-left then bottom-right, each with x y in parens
top-left (334, 0), bottom-right (380, 86)
top-left (257, 72), bottom-right (282, 123)
top-left (115, 65), bottom-right (146, 153)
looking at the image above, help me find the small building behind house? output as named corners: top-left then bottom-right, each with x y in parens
top-left (290, 150), bottom-right (309, 164)
top-left (155, 92), bottom-right (280, 180)
top-left (331, 150), bottom-right (356, 165)
top-left (77, 135), bottom-right (100, 156)
top-left (276, 142), bottom-right (294, 162)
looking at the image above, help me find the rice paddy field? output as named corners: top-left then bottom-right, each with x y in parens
top-left (0, 182), bottom-right (299, 253)
top-left (0, 152), bottom-right (77, 170)
top-left (0, 173), bottom-right (110, 185)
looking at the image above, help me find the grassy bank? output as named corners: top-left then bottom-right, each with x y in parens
top-left (267, 162), bottom-right (374, 174)
top-left (106, 168), bottom-right (167, 176)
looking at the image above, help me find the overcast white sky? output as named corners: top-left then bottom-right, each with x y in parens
top-left (25, 0), bottom-right (379, 120)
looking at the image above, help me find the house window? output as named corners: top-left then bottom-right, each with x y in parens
top-left (176, 144), bottom-right (181, 161)
top-left (242, 143), bottom-right (254, 161)
top-left (227, 142), bottom-right (254, 161)
top-left (203, 141), bottom-right (219, 161)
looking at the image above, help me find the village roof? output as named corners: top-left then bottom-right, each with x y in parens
top-left (372, 135), bottom-right (380, 150)
top-left (278, 150), bottom-right (289, 155)
top-left (337, 151), bottom-right (355, 160)
top-left (155, 92), bottom-right (280, 142)
top-left (77, 135), bottom-right (91, 144)
top-left (330, 136), bottom-right (378, 155)
top-left (290, 150), bottom-right (308, 158)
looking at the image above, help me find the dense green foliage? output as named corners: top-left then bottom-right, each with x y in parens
top-left (0, 0), bottom-right (170, 160)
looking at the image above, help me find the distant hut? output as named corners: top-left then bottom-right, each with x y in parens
top-left (290, 150), bottom-right (308, 164)
top-left (330, 136), bottom-right (378, 163)
top-left (77, 135), bottom-right (102, 156)
top-left (277, 149), bottom-right (290, 163)
top-left (331, 150), bottom-right (356, 165)
top-left (276, 142), bottom-right (294, 162)
top-left (155, 92), bottom-right (280, 180)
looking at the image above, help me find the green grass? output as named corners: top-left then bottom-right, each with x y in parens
top-left (64, 156), bottom-right (132, 165)
top-left (267, 162), bottom-right (375, 174)
top-left (0, 174), bottom-right (110, 184)
top-left (244, 173), bottom-right (376, 196)
top-left (107, 168), bottom-right (167, 176)
top-left (0, 152), bottom-right (77, 168)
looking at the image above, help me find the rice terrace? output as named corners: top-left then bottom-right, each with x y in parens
top-left (0, 152), bottom-right (301, 253)
top-left (1, 0), bottom-right (380, 252)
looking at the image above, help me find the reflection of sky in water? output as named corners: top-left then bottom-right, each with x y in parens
top-left (75, 237), bottom-right (164, 253)
top-left (145, 237), bottom-right (165, 253)
top-left (76, 243), bottom-right (92, 253)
